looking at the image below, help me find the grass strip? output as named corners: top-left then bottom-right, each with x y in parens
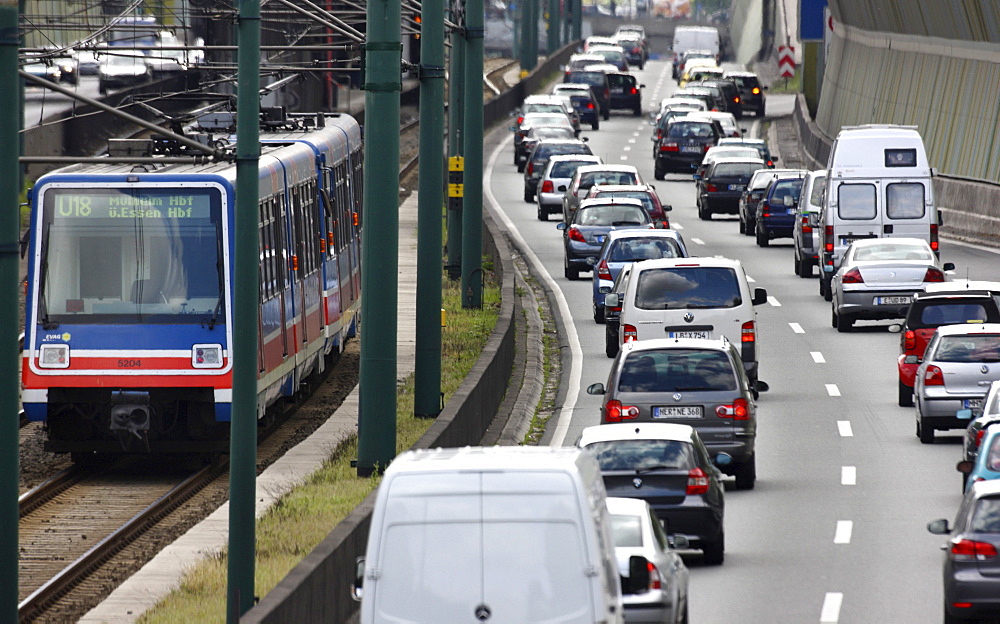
top-left (141, 267), bottom-right (500, 623)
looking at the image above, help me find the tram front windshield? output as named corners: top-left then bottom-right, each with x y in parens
top-left (39, 187), bottom-right (225, 325)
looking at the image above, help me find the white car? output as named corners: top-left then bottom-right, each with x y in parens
top-left (98, 50), bottom-right (151, 94)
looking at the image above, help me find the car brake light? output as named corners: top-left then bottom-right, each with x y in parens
top-left (567, 227), bottom-right (587, 243)
top-left (930, 224), bottom-right (939, 252)
top-left (526, 162), bottom-right (534, 175)
top-left (605, 399), bottom-right (639, 423)
top-left (517, 116), bottom-right (523, 125)
top-left (605, 88), bottom-right (610, 99)
top-left (801, 215), bottom-right (812, 233)
top-left (842, 268), bottom-right (865, 284)
top-left (752, 87), bottom-right (761, 94)
top-left (924, 365), bottom-right (944, 386)
top-left (587, 102), bottom-right (595, 109)
top-left (705, 183), bottom-right (717, 192)
top-left (824, 225), bottom-right (834, 252)
top-left (646, 561), bottom-right (662, 590)
top-left (766, 160), bottom-right (774, 167)
top-left (703, 144), bottom-right (712, 152)
top-left (661, 220), bottom-right (670, 229)
top-left (950, 538), bottom-right (998, 561)
top-left (660, 143), bottom-right (679, 152)
top-left (541, 180), bottom-right (554, 193)
top-left (976, 429), bottom-right (986, 449)
top-left (686, 467), bottom-right (709, 495)
top-left (597, 259), bottom-right (612, 280)
top-left (903, 329), bottom-right (916, 352)
top-left (734, 96), bottom-right (740, 103)
top-left (623, 324), bottom-right (637, 342)
top-left (923, 267), bottom-right (945, 282)
top-left (741, 320), bottom-right (755, 343)
top-left (715, 397), bottom-right (749, 420)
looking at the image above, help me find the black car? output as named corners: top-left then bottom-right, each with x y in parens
top-left (675, 86), bottom-right (723, 111)
top-left (607, 72), bottom-right (643, 116)
top-left (553, 84), bottom-right (602, 130)
top-left (522, 138), bottom-right (593, 202)
top-left (564, 70), bottom-right (612, 121)
top-left (654, 119), bottom-right (720, 179)
top-left (755, 173), bottom-right (807, 247)
top-left (696, 158), bottom-right (767, 220)
top-left (512, 113), bottom-right (574, 168)
top-left (699, 78), bottom-right (743, 119)
top-left (518, 126), bottom-right (578, 173)
top-left (724, 71), bottom-right (766, 116)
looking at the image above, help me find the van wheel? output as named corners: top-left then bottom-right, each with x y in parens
top-left (733, 455), bottom-right (756, 490)
top-left (524, 188), bottom-right (534, 203)
top-left (603, 109), bottom-right (610, 121)
top-left (823, 278), bottom-right (833, 302)
top-left (793, 254), bottom-right (802, 276)
top-left (755, 226), bottom-right (769, 247)
top-left (605, 330), bottom-right (619, 358)
top-left (592, 119), bottom-right (600, 130)
top-left (593, 305), bottom-right (605, 324)
top-left (918, 418), bottom-right (935, 444)
top-left (898, 380), bottom-right (914, 407)
top-left (738, 218), bottom-right (745, 234)
top-left (702, 532), bottom-right (724, 565)
top-left (745, 218), bottom-right (755, 236)
top-left (797, 254), bottom-right (812, 278)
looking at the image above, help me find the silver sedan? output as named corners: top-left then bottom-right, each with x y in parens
top-left (830, 237), bottom-right (954, 332)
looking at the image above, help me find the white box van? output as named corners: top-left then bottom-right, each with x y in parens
top-left (818, 125), bottom-right (942, 300)
top-left (610, 257), bottom-right (767, 386)
top-left (671, 26), bottom-right (720, 75)
top-left (353, 446), bottom-right (639, 624)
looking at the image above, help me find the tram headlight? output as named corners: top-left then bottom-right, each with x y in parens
top-left (192, 344), bottom-right (224, 369)
top-left (38, 344), bottom-right (70, 369)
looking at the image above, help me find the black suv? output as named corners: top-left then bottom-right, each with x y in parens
top-left (606, 72), bottom-right (643, 116)
top-left (699, 79), bottom-right (743, 119)
top-left (564, 70), bottom-right (612, 121)
top-left (522, 139), bottom-right (593, 202)
top-left (653, 118), bottom-right (720, 179)
top-left (724, 71), bottom-right (766, 116)
top-left (696, 158), bottom-right (767, 220)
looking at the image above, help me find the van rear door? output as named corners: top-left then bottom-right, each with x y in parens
top-left (882, 178), bottom-right (931, 241)
top-left (831, 179), bottom-right (881, 257)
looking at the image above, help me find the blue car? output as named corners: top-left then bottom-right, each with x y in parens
top-left (754, 171), bottom-right (806, 248)
top-left (960, 423), bottom-right (1000, 492)
top-left (590, 229), bottom-right (688, 323)
top-left (557, 198), bottom-right (652, 282)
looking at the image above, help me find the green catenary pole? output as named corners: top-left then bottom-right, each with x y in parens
top-left (414, 0), bottom-right (444, 417)
top-left (357, 0), bottom-right (401, 475)
top-left (547, 0), bottom-right (560, 54)
top-left (462, 0), bottom-right (484, 308)
top-left (572, 0), bottom-right (582, 42)
top-left (0, 2), bottom-right (19, 619)
top-left (446, 11), bottom-right (464, 280)
top-left (227, 0), bottom-right (260, 619)
top-left (519, 0), bottom-right (532, 72)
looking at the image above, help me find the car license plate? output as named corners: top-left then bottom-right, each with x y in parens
top-left (595, 235), bottom-right (606, 243)
top-left (840, 235), bottom-right (875, 245)
top-left (667, 330), bottom-right (710, 339)
top-left (682, 146), bottom-right (701, 153)
top-left (727, 184), bottom-right (744, 191)
top-left (654, 406), bottom-right (703, 419)
top-left (611, 88), bottom-right (624, 94)
top-left (786, 208), bottom-right (795, 214)
top-left (965, 398), bottom-right (984, 409)
top-left (875, 295), bottom-right (912, 305)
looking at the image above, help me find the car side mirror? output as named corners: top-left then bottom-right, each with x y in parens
top-left (771, 156), bottom-right (779, 162)
top-left (752, 287), bottom-right (767, 305)
top-left (926, 519), bottom-right (951, 535)
top-left (351, 556), bottom-right (365, 601)
top-left (556, 222), bottom-right (568, 231)
top-left (669, 534), bottom-right (689, 549)
top-left (762, 85), bottom-right (769, 91)
top-left (586, 382), bottom-right (606, 395)
top-left (692, 174), bottom-right (702, 180)
top-left (639, 83), bottom-right (646, 88)
top-left (943, 262), bottom-right (955, 272)
top-left (714, 452), bottom-right (732, 467)
top-left (581, 136), bottom-right (589, 142)
top-left (957, 460), bottom-right (974, 474)
top-left (903, 355), bottom-right (920, 365)
top-left (663, 204), bottom-right (672, 212)
top-left (957, 409), bottom-right (973, 420)
top-left (888, 324), bottom-right (902, 333)
top-left (755, 380), bottom-right (770, 393)
top-left (604, 293), bottom-right (620, 308)
top-left (624, 556), bottom-right (651, 594)
top-left (599, 286), bottom-right (612, 294)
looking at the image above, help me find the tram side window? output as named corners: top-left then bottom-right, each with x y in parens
top-left (259, 198), bottom-right (276, 299)
top-left (275, 193), bottom-right (289, 289)
top-left (336, 162), bottom-right (349, 252)
top-left (303, 180), bottom-right (320, 268)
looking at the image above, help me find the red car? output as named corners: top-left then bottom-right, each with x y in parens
top-left (896, 286), bottom-right (1000, 407)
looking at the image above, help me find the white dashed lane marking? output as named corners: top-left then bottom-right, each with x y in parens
top-left (789, 323), bottom-right (804, 334)
top-left (620, 156), bottom-right (629, 161)
top-left (811, 352), bottom-right (825, 363)
top-left (672, 222), bottom-right (684, 230)
top-left (820, 592), bottom-right (843, 623)
top-left (767, 296), bottom-right (781, 307)
top-left (826, 384), bottom-right (841, 397)
top-left (691, 238), bottom-right (705, 245)
top-left (837, 421), bottom-right (853, 437)
top-left (842, 466), bottom-right (856, 485)
top-left (834, 521), bottom-right (853, 544)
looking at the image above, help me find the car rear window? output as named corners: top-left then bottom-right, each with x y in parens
top-left (852, 242), bottom-right (931, 261)
top-left (668, 122), bottom-right (714, 138)
top-left (596, 191), bottom-right (657, 216)
top-left (524, 103), bottom-right (564, 115)
top-left (576, 205), bottom-right (648, 226)
top-left (609, 514), bottom-right (645, 548)
top-left (566, 72), bottom-right (606, 87)
top-left (608, 237), bottom-right (681, 261)
top-left (912, 302), bottom-right (994, 328)
top-left (635, 267), bottom-right (742, 310)
top-left (712, 163), bottom-right (765, 178)
top-left (933, 335), bottom-right (1000, 363)
top-left (535, 143), bottom-right (590, 160)
top-left (551, 160), bottom-right (596, 178)
top-left (618, 349), bottom-right (737, 392)
top-left (584, 438), bottom-right (694, 472)
top-left (582, 171), bottom-right (640, 187)
top-left (972, 496), bottom-right (1000, 532)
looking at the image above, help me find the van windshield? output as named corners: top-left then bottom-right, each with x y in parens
top-left (635, 267), bottom-right (742, 309)
top-left (886, 183), bottom-right (925, 218)
top-left (838, 183), bottom-right (877, 220)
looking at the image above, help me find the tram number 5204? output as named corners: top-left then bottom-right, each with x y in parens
top-left (117, 359), bottom-right (142, 368)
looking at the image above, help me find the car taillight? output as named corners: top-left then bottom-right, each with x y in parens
top-left (645, 561), bottom-right (662, 590)
top-left (761, 201), bottom-right (770, 218)
top-left (716, 398), bottom-right (749, 420)
top-left (587, 102), bottom-right (595, 109)
top-left (629, 87), bottom-right (637, 95)
top-left (950, 538), bottom-right (998, 562)
top-left (976, 428), bottom-right (986, 449)
top-left (604, 88), bottom-right (610, 99)
top-left (517, 116), bottom-right (523, 124)
top-left (800, 216), bottom-right (812, 233)
top-left (705, 183), bottom-right (717, 192)
top-left (930, 224), bottom-right (939, 252)
top-left (903, 329), bottom-right (916, 352)
top-left (752, 87), bottom-right (761, 94)
top-left (526, 162), bottom-right (534, 175)
top-left (541, 180), bottom-right (554, 193)
top-left (605, 399), bottom-right (639, 423)
top-left (567, 227), bottom-right (587, 242)
top-left (924, 365), bottom-right (945, 386)
top-left (824, 225), bottom-right (834, 252)
top-left (741, 320), bottom-right (755, 343)
top-left (597, 259), bottom-right (612, 280)
top-left (766, 160), bottom-right (774, 167)
top-left (661, 220), bottom-right (670, 229)
top-left (923, 267), bottom-right (945, 282)
top-left (660, 142), bottom-right (679, 152)
top-left (734, 96), bottom-right (740, 103)
top-left (686, 467), bottom-right (709, 495)
top-left (623, 324), bottom-right (637, 342)
top-left (703, 144), bottom-right (712, 152)
top-left (842, 268), bottom-right (865, 284)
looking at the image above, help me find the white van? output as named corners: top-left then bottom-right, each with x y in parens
top-left (610, 257), bottom-right (767, 386)
top-left (818, 125), bottom-right (942, 300)
top-left (353, 446), bottom-right (639, 624)
top-left (671, 26), bottom-right (720, 76)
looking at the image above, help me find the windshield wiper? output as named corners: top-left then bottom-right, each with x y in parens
top-left (636, 464), bottom-right (677, 474)
top-left (207, 220), bottom-right (225, 331)
top-left (39, 222), bottom-right (58, 330)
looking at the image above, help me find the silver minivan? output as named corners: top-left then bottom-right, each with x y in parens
top-left (792, 170), bottom-right (826, 278)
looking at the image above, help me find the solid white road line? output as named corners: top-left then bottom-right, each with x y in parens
top-left (820, 592), bottom-right (843, 623)
top-left (789, 322), bottom-right (804, 334)
top-left (837, 421), bottom-right (853, 437)
top-left (484, 133), bottom-right (580, 447)
top-left (811, 351), bottom-right (826, 363)
top-left (834, 520), bottom-right (853, 544)
top-left (826, 384), bottom-right (841, 397)
top-left (841, 466), bottom-right (856, 485)
top-left (767, 296), bottom-right (781, 307)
